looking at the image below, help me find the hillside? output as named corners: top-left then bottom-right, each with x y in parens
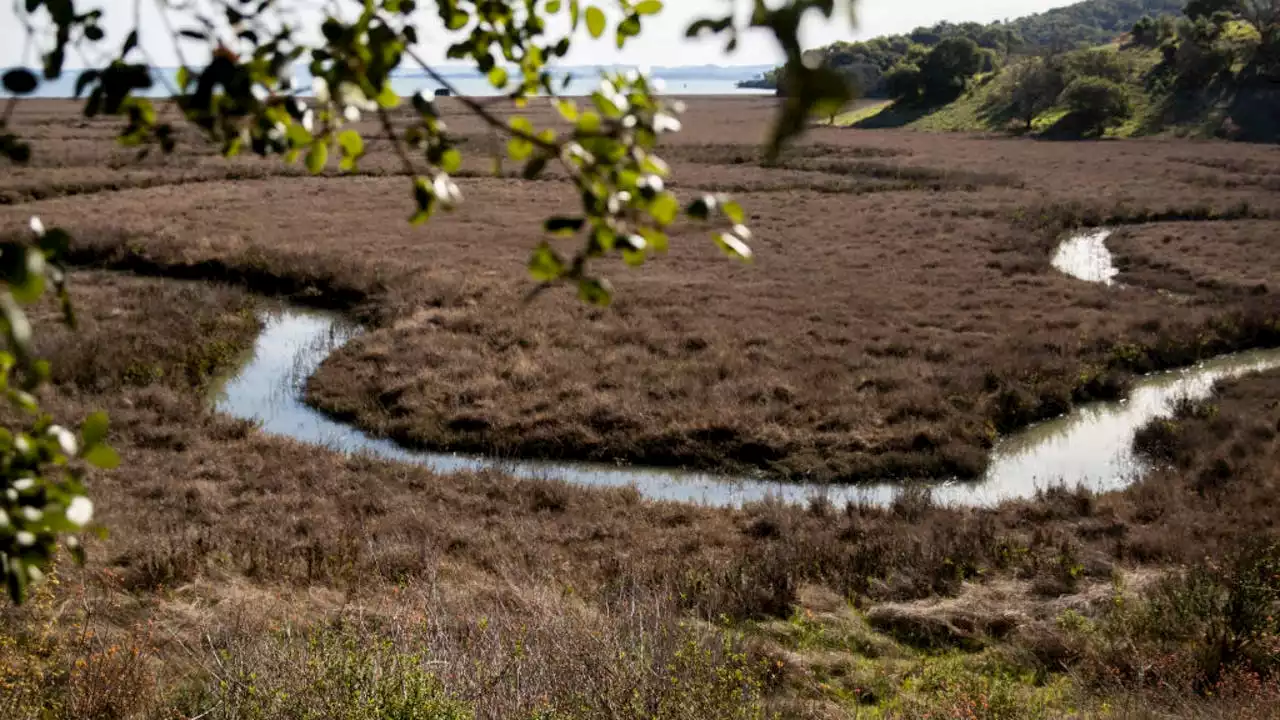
top-left (740, 0), bottom-right (1186, 95)
top-left (1006, 0), bottom-right (1185, 47)
top-left (840, 44), bottom-right (1164, 134)
top-left (841, 6), bottom-right (1280, 143)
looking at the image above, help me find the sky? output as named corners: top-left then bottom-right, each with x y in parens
top-left (1, 0), bottom-right (1077, 70)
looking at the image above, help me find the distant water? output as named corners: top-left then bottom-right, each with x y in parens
top-left (4, 67), bottom-right (773, 99)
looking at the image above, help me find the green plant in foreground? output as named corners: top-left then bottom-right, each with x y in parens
top-left (0, 218), bottom-right (120, 603)
top-left (0, 0), bottom-right (859, 603)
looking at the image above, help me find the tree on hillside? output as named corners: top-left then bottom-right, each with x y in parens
top-left (1063, 47), bottom-right (1133, 82)
top-left (988, 56), bottom-right (1066, 129)
top-left (1130, 14), bottom-right (1179, 45)
top-left (883, 62), bottom-right (925, 102)
top-left (1239, 0), bottom-right (1280, 57)
top-left (918, 37), bottom-right (985, 102)
top-left (0, 0), bottom-right (857, 604)
top-left (1185, 0), bottom-right (1242, 20)
top-left (1131, 15), bottom-right (1161, 45)
top-left (753, 0), bottom-right (1186, 95)
top-left (1059, 75), bottom-right (1133, 133)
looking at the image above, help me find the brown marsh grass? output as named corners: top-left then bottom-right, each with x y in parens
top-left (4, 99), bottom-right (1280, 482)
top-left (1, 97), bottom-right (1280, 717)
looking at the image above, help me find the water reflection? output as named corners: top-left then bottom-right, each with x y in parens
top-left (211, 308), bottom-right (1280, 508)
top-left (1051, 229), bottom-right (1117, 284)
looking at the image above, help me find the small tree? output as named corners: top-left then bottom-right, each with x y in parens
top-left (994, 57), bottom-right (1065, 130)
top-left (1185, 0), bottom-right (1242, 20)
top-left (918, 36), bottom-right (985, 102)
top-left (883, 62), bottom-right (924, 102)
top-left (1063, 48), bottom-right (1131, 84)
top-left (1130, 16), bottom-right (1162, 47)
top-left (1059, 76), bottom-right (1133, 135)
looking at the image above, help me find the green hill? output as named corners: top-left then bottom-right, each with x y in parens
top-left (740, 0), bottom-right (1187, 95)
top-left (1003, 0), bottom-right (1185, 46)
top-left (840, 6), bottom-right (1279, 142)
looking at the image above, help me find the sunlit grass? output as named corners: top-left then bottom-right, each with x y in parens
top-left (824, 100), bottom-right (894, 127)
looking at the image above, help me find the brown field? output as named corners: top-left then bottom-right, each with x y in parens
top-left (2, 272), bottom-right (1278, 718)
top-left (2, 98), bottom-right (1280, 718)
top-left (4, 98), bottom-right (1280, 482)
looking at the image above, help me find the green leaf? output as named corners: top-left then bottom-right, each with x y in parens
top-left (440, 148), bottom-right (462, 174)
top-left (554, 99), bottom-right (578, 121)
top-left (509, 115), bottom-right (534, 135)
top-left (592, 226), bottom-right (616, 252)
top-left (487, 67), bottom-right (508, 88)
top-left (410, 176), bottom-right (435, 225)
top-left (547, 0), bottom-right (561, 11)
top-left (508, 137), bottom-right (533, 162)
top-left (570, 0), bottom-right (581, 28)
top-left (616, 15), bottom-right (641, 48)
top-left (639, 227), bottom-right (669, 253)
top-left (635, 0), bottom-right (662, 14)
top-left (576, 111), bottom-right (602, 133)
top-left (376, 85), bottom-right (400, 109)
top-left (528, 243), bottom-right (565, 282)
top-left (577, 277), bottom-right (612, 306)
top-left (287, 123), bottom-right (312, 148)
top-left (585, 6), bottom-right (606, 38)
top-left (8, 248), bottom-right (45, 304)
top-left (83, 444), bottom-right (120, 469)
top-left (306, 142), bottom-right (328, 174)
top-left (649, 193), bottom-right (679, 225)
top-left (721, 199), bottom-right (745, 224)
top-left (81, 411), bottom-right (109, 448)
top-left (337, 130), bottom-right (363, 159)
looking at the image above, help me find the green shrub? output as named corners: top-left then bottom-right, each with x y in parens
top-left (1063, 48), bottom-right (1132, 84)
top-left (1059, 76), bottom-right (1133, 135)
top-left (194, 629), bottom-right (472, 720)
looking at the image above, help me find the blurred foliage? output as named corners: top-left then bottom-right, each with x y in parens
top-left (0, 218), bottom-right (118, 603)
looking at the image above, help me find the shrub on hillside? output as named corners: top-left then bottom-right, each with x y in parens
top-left (986, 57), bottom-right (1067, 129)
top-left (919, 37), bottom-right (986, 102)
top-left (886, 37), bottom-right (986, 104)
top-left (1063, 47), bottom-right (1132, 83)
top-left (1059, 75), bottom-right (1134, 134)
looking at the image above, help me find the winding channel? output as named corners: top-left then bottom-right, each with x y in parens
top-left (209, 230), bottom-right (1280, 507)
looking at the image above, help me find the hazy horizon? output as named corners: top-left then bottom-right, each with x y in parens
top-left (1, 0), bottom-right (1086, 71)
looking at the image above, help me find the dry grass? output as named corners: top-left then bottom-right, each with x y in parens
top-left (0, 267), bottom-right (1274, 718)
top-left (1110, 219), bottom-right (1277, 294)
top-left (1, 97), bottom-right (1280, 718)
top-left (3, 99), bottom-right (1280, 481)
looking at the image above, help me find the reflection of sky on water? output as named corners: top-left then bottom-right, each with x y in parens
top-left (213, 309), bottom-right (1280, 509)
top-left (1051, 229), bottom-right (1118, 285)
